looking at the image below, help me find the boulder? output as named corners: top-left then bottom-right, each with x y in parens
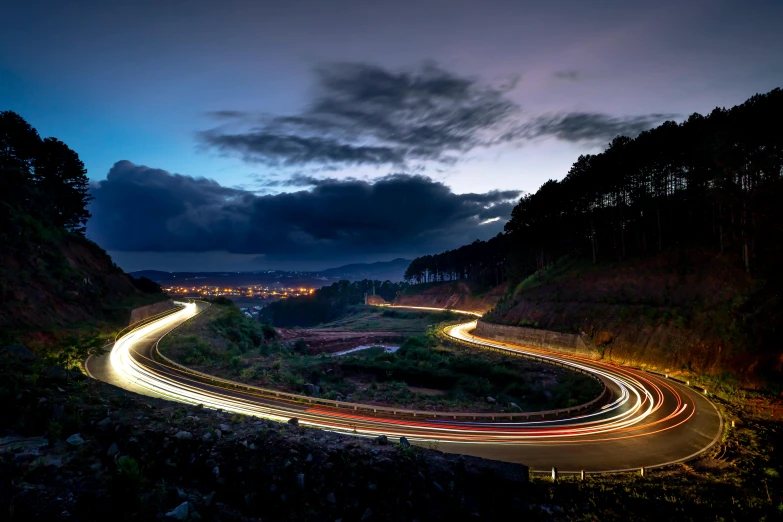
top-left (288, 418), bottom-right (299, 426)
top-left (375, 435), bottom-right (388, 446)
top-left (66, 433), bottom-right (84, 446)
top-left (175, 431), bottom-right (193, 440)
top-left (399, 436), bottom-right (411, 448)
top-left (486, 396), bottom-right (496, 404)
top-left (165, 501), bottom-right (190, 520)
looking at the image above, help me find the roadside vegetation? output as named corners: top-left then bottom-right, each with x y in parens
top-left (161, 306), bottom-right (602, 413)
top-left (160, 303), bottom-right (277, 369)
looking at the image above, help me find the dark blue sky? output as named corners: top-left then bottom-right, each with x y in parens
top-left (2, 0), bottom-right (781, 270)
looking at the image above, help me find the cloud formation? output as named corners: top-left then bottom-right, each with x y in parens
top-left (200, 62), bottom-right (521, 168)
top-left (519, 111), bottom-right (677, 144)
top-left (88, 161), bottom-right (520, 267)
top-left (201, 62), bottom-right (679, 166)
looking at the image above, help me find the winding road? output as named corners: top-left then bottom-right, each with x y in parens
top-left (86, 301), bottom-right (722, 473)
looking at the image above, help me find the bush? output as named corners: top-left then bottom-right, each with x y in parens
top-left (293, 339), bottom-right (308, 354)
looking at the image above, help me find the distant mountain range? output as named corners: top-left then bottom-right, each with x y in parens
top-left (130, 258), bottom-right (411, 288)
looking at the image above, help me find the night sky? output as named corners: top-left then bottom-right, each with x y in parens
top-left (2, 0), bottom-right (781, 271)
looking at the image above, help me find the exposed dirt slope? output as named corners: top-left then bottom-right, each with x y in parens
top-left (0, 232), bottom-right (161, 334)
top-left (394, 281), bottom-right (508, 314)
top-left (485, 250), bottom-right (779, 387)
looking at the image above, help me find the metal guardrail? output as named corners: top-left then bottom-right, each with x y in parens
top-left (149, 309), bottom-right (609, 422)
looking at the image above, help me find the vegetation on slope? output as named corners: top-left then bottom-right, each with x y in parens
top-left (0, 111), bottom-right (168, 345)
top-left (160, 303), bottom-right (277, 369)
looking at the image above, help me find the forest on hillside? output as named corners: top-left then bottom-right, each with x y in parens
top-left (404, 88), bottom-right (783, 284)
top-left (260, 279), bottom-right (408, 327)
top-left (0, 111), bottom-right (165, 332)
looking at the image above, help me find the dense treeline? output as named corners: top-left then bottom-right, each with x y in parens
top-left (1, 111), bottom-right (92, 237)
top-left (403, 235), bottom-right (513, 287)
top-left (406, 88), bottom-right (783, 282)
top-left (260, 279), bottom-right (408, 327)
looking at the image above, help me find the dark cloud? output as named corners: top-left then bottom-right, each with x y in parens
top-left (199, 62), bottom-right (521, 168)
top-left (88, 161), bottom-right (520, 267)
top-left (553, 69), bottom-right (581, 81)
top-left (518, 111), bottom-right (677, 144)
top-left (205, 110), bottom-right (248, 120)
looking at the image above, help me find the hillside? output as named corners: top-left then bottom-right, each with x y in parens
top-left (484, 250), bottom-right (780, 389)
top-left (394, 281), bottom-right (508, 314)
top-left (0, 111), bottom-right (168, 343)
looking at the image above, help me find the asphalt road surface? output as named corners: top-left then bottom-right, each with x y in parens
top-left (86, 302), bottom-right (722, 473)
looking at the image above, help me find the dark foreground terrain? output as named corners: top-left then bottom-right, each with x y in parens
top-left (2, 348), bottom-right (782, 521)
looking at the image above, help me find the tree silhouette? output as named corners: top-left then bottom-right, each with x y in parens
top-left (406, 88), bottom-right (783, 283)
top-left (1, 111), bottom-right (92, 236)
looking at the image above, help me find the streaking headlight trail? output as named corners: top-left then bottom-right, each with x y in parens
top-left (88, 301), bottom-right (722, 473)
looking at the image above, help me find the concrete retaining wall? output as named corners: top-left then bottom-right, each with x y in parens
top-left (473, 320), bottom-right (601, 359)
top-left (128, 299), bottom-right (175, 325)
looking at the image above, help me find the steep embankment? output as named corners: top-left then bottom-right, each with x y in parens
top-left (0, 229), bottom-right (167, 335)
top-left (394, 281), bottom-right (508, 314)
top-left (485, 251), bottom-right (779, 387)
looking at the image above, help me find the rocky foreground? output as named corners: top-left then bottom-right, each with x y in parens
top-left (1, 349), bottom-right (533, 521)
top-left (4, 347), bottom-right (781, 521)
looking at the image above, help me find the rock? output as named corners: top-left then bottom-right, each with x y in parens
top-left (361, 507), bottom-right (373, 521)
top-left (486, 396), bottom-right (496, 404)
top-left (215, 429), bottom-right (222, 440)
top-left (508, 402), bottom-right (522, 411)
top-left (177, 488), bottom-right (188, 500)
top-left (314, 385), bottom-right (321, 393)
top-left (296, 472), bottom-right (305, 489)
top-left (375, 435), bottom-right (388, 445)
top-left (204, 491), bottom-right (215, 507)
top-left (432, 481), bottom-right (444, 492)
top-left (326, 492), bottom-right (336, 504)
top-left (288, 418), bottom-right (299, 426)
top-left (219, 423), bottom-right (231, 433)
top-left (165, 501), bottom-right (190, 520)
top-left (543, 391), bottom-right (553, 400)
top-left (305, 453), bottom-right (313, 463)
top-left (1, 345), bottom-right (35, 360)
top-left (175, 431), bottom-right (193, 440)
top-left (303, 383), bottom-right (315, 395)
top-left (202, 432), bottom-right (213, 442)
top-left (90, 462), bottom-right (102, 471)
top-left (399, 436), bottom-right (411, 448)
top-left (212, 466), bottom-right (220, 479)
top-left (96, 417), bottom-right (111, 428)
top-left (66, 433), bottom-right (84, 446)
top-left (368, 483), bottom-right (377, 491)
top-left (107, 442), bottom-right (119, 457)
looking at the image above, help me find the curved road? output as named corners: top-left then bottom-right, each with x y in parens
top-left (87, 301), bottom-right (722, 473)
